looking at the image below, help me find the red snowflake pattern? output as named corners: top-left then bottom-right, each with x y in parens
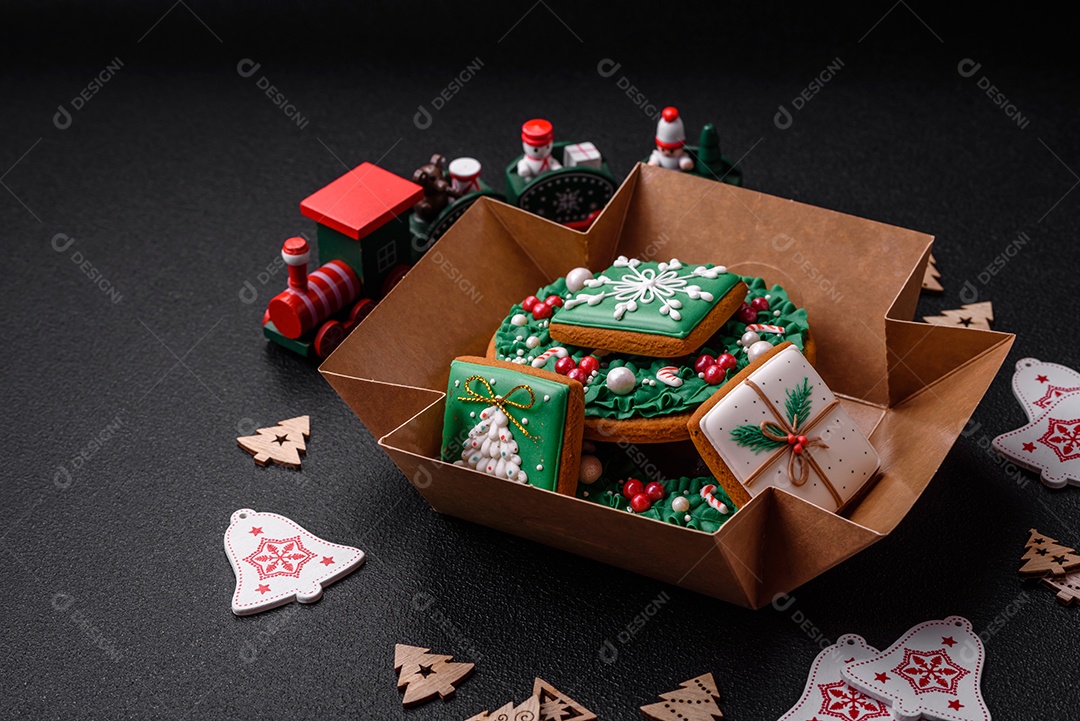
top-left (1037, 417), bottom-right (1080, 462)
top-left (892, 648), bottom-right (968, 696)
top-left (817, 681), bottom-right (891, 720)
top-left (1035, 385), bottom-right (1080, 410)
top-left (243, 535), bottom-right (316, 580)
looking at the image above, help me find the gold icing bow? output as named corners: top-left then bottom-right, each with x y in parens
top-left (457, 375), bottom-right (537, 439)
top-left (741, 378), bottom-right (843, 508)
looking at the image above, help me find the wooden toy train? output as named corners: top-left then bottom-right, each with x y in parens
top-left (262, 110), bottom-right (742, 359)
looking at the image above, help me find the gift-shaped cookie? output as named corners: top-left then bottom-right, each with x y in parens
top-left (442, 356), bottom-right (584, 496)
top-left (548, 256), bottom-right (747, 357)
top-left (688, 342), bottom-right (880, 512)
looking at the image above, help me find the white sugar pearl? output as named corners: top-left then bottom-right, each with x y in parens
top-left (746, 340), bottom-right (774, 362)
top-left (578, 455), bottom-right (603, 484)
top-left (469, 411), bottom-right (475, 418)
top-left (490, 378), bottom-right (497, 385)
top-left (605, 367), bottom-right (636, 395)
top-left (522, 418), bottom-right (529, 425)
top-left (565, 267), bottom-right (594, 292)
top-left (536, 464), bottom-right (544, 471)
top-left (511, 313), bottom-right (527, 326)
top-left (684, 514), bottom-right (692, 522)
top-left (454, 380), bottom-right (460, 387)
top-left (526, 336), bottom-right (540, 348)
top-left (516, 335), bottom-right (523, 341)
top-left (543, 394), bottom-right (550, 402)
top-left (773, 310), bottom-right (781, 317)
top-left (516, 349), bottom-right (524, 356)
top-left (671, 496), bottom-right (690, 513)
top-left (741, 330), bottom-right (760, 346)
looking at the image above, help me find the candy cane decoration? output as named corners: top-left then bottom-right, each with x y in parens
top-left (700, 484), bottom-right (730, 514)
top-left (745, 323), bottom-right (786, 335)
top-left (531, 347), bottom-right (569, 368)
top-left (655, 366), bottom-right (684, 387)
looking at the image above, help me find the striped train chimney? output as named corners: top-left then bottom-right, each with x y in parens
top-left (281, 237), bottom-right (310, 292)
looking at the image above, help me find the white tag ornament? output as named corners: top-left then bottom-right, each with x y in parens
top-left (223, 508), bottom-right (365, 616)
top-left (842, 616), bottom-right (990, 721)
top-left (777, 634), bottom-right (893, 721)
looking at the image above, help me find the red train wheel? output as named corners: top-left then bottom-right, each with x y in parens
top-left (313, 319), bottom-right (346, 359)
top-left (380, 264), bottom-right (411, 298)
top-left (347, 298), bottom-right (377, 331)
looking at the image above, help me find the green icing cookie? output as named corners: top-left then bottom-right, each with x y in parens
top-left (441, 359), bottom-right (570, 492)
top-left (577, 473), bottom-right (737, 533)
top-left (555, 257), bottom-right (741, 338)
top-left (493, 275), bottom-right (810, 420)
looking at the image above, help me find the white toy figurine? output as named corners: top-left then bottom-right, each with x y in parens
top-left (517, 118), bottom-right (562, 181)
top-left (648, 106), bottom-right (695, 172)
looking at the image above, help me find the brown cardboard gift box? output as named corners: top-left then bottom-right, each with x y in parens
top-left (321, 164), bottom-right (1013, 609)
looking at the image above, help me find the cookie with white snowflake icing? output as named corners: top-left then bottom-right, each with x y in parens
top-left (549, 256), bottom-right (747, 357)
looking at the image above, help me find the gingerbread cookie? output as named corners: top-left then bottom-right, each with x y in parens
top-left (441, 356), bottom-right (584, 496)
top-left (490, 271), bottom-right (813, 443)
top-left (549, 257), bottom-right (747, 358)
top-left (688, 342), bottom-right (880, 512)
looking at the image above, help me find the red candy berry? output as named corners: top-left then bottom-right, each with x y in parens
top-left (737, 304), bottom-right (758, 323)
top-left (715, 353), bottom-right (737, 371)
top-left (702, 364), bottom-right (724, 385)
top-left (793, 443), bottom-right (804, 454)
top-left (797, 435), bottom-right (808, 446)
top-left (544, 294), bottom-right (564, 308)
top-left (694, 354), bottom-right (716, 373)
top-left (750, 297), bottom-right (770, 312)
top-left (554, 357), bottom-right (576, 375)
top-left (645, 481), bottom-right (666, 501)
top-left (630, 493), bottom-right (652, 513)
top-left (622, 478), bottom-right (645, 499)
top-left (578, 355), bottom-right (600, 375)
top-left (522, 295), bottom-right (539, 311)
top-left (566, 368), bottom-right (588, 384)
top-left (531, 302), bottom-right (553, 320)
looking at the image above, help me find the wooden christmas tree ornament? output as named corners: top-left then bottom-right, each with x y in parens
top-left (1042, 572), bottom-right (1080, 606)
top-left (1019, 528), bottom-right (1080, 577)
top-left (923, 301), bottom-right (993, 331)
top-left (534, 677), bottom-right (597, 721)
top-left (641, 673), bottom-right (723, 721)
top-left (394, 644), bottom-right (474, 707)
top-left (237, 416), bottom-right (310, 469)
top-left (465, 695), bottom-right (539, 721)
top-left (922, 253), bottom-right (943, 292)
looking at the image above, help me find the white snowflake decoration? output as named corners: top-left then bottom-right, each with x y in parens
top-left (555, 189), bottom-right (582, 213)
top-left (563, 256), bottom-right (724, 322)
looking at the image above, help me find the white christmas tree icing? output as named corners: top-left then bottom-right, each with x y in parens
top-left (456, 405), bottom-right (528, 484)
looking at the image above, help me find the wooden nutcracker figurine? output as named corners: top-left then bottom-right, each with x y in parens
top-left (516, 118), bottom-right (562, 181)
top-left (648, 106), bottom-right (695, 171)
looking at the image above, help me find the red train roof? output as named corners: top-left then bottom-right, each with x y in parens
top-left (300, 162), bottom-right (423, 240)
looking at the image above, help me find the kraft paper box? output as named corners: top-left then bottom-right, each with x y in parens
top-left (321, 163), bottom-right (1013, 609)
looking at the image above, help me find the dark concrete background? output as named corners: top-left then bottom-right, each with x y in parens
top-left (2, 3), bottom-right (1079, 719)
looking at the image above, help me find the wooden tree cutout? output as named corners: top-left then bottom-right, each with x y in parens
top-left (922, 253), bottom-right (943, 292)
top-left (534, 677), bottom-right (596, 721)
top-left (641, 673), bottom-right (723, 721)
top-left (923, 301), bottom-right (994, 331)
top-left (1020, 528), bottom-right (1080, 577)
top-left (1042, 571), bottom-right (1080, 606)
top-left (394, 644), bottom-right (474, 708)
top-left (237, 416), bottom-right (310, 469)
top-left (465, 695), bottom-right (539, 721)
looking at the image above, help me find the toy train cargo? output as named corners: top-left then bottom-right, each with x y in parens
top-left (262, 110), bottom-right (742, 359)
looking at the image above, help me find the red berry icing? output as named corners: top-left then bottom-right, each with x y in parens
top-left (702, 365), bottom-right (724, 385)
top-left (630, 493), bottom-right (652, 513)
top-left (737, 304), bottom-right (758, 323)
top-left (715, 353), bottom-right (737, 371)
top-left (622, 478), bottom-right (645, 498)
top-left (645, 481), bottom-right (666, 501)
top-left (694, 355), bottom-right (716, 373)
top-left (554, 357), bottom-right (575, 375)
top-left (750, 297), bottom-right (770, 312)
top-left (522, 295), bottom-right (539, 311)
top-left (544, 294), bottom-right (564, 308)
top-left (531, 302), bottom-right (553, 320)
top-left (566, 367), bottom-right (588, 384)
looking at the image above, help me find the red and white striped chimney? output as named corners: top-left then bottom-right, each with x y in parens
top-left (281, 237), bottom-right (310, 292)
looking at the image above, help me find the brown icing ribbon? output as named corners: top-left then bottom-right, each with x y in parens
top-left (740, 378), bottom-right (843, 508)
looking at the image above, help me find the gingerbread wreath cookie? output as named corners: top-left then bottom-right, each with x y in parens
top-left (489, 264), bottom-right (814, 443)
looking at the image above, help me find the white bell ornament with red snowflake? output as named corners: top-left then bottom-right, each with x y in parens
top-left (1009, 357), bottom-right (1080, 422)
top-left (223, 508), bottom-right (365, 616)
top-left (842, 616), bottom-right (990, 721)
top-left (992, 389), bottom-right (1080, 489)
top-left (777, 634), bottom-right (894, 721)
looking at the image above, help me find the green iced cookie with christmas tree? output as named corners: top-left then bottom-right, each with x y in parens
top-left (441, 356), bottom-right (584, 496)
